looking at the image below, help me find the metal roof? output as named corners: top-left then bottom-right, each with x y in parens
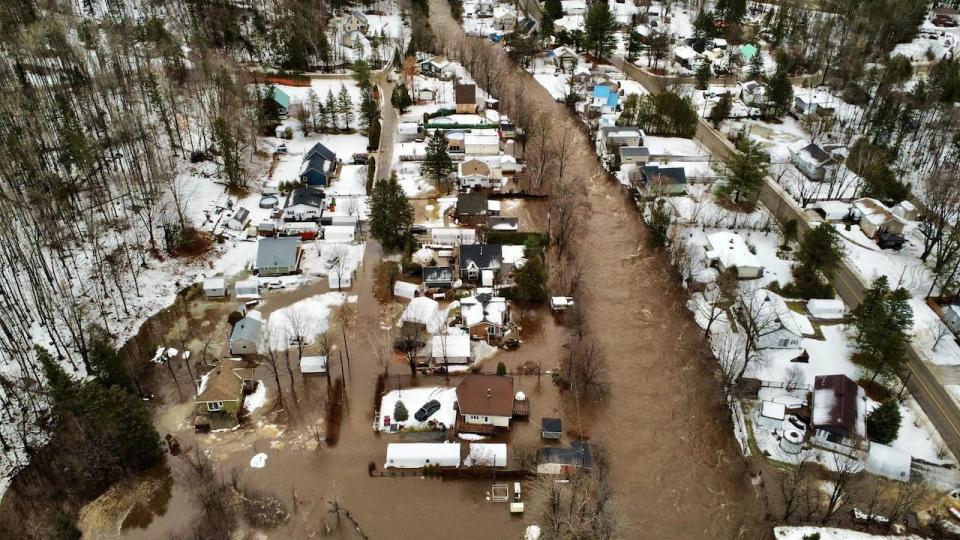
top-left (256, 237), bottom-right (299, 270)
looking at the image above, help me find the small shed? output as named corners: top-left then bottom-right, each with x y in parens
top-left (323, 224), bottom-right (356, 243)
top-left (550, 297), bottom-right (574, 311)
top-left (385, 443), bottom-right (461, 468)
top-left (234, 279), bottom-right (260, 299)
top-left (300, 356), bottom-right (328, 374)
top-left (541, 417), bottom-right (562, 439)
top-left (393, 280), bottom-right (420, 299)
top-left (226, 207), bottom-right (250, 231)
top-left (203, 277), bottom-right (227, 298)
top-left (892, 200), bottom-right (918, 221)
top-left (807, 299), bottom-right (845, 320)
top-left (756, 401), bottom-right (786, 431)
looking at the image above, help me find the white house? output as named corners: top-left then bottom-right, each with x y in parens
top-left (852, 198), bottom-right (907, 237)
top-left (300, 356), bottom-right (328, 374)
top-left (283, 188), bottom-right (325, 222)
top-left (464, 133), bottom-right (500, 155)
top-left (807, 299), bottom-right (845, 320)
top-left (458, 157), bottom-right (500, 189)
top-left (492, 5), bottom-right (517, 31)
top-left (739, 81), bottom-right (768, 107)
top-left (203, 277), bottom-right (226, 298)
top-left (226, 207), bottom-right (250, 231)
top-left (790, 142), bottom-right (836, 181)
top-left (456, 374), bottom-right (514, 429)
top-left (340, 8), bottom-right (369, 33)
top-left (741, 289), bottom-right (810, 349)
top-left (229, 316), bottom-right (262, 355)
top-left (704, 232), bottom-right (764, 279)
top-left (385, 443), bottom-right (461, 468)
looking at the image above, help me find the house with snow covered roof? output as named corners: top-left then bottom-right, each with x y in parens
top-left (739, 289), bottom-right (812, 349)
top-left (811, 374), bottom-right (868, 457)
top-left (431, 333), bottom-right (472, 365)
top-left (549, 46), bottom-right (580, 69)
top-left (597, 125), bottom-right (643, 154)
top-left (738, 81), bottom-right (768, 107)
top-left (458, 244), bottom-right (503, 283)
top-left (340, 8), bottom-right (369, 33)
top-left (283, 187), bottom-right (325, 221)
top-left (459, 289), bottom-right (511, 342)
top-left (493, 5), bottom-right (517, 31)
top-left (852, 197), bottom-right (907, 238)
top-left (704, 232), bottom-right (764, 279)
top-left (640, 165), bottom-right (687, 195)
top-left (419, 56), bottom-right (455, 78)
top-left (789, 142), bottom-right (836, 181)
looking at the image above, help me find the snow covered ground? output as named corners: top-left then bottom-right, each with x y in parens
top-left (378, 387), bottom-right (458, 431)
top-left (265, 292), bottom-right (356, 350)
top-left (775, 526), bottom-right (927, 540)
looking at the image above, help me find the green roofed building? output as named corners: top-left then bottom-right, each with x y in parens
top-left (271, 86), bottom-right (291, 115)
top-left (739, 43), bottom-right (759, 62)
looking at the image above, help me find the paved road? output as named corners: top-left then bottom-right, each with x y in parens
top-left (373, 70), bottom-right (398, 183)
top-left (611, 46), bottom-right (960, 460)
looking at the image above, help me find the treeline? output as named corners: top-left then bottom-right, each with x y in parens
top-left (0, 328), bottom-right (161, 537)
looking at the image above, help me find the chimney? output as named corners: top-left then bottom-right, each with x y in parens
top-left (486, 388), bottom-right (491, 398)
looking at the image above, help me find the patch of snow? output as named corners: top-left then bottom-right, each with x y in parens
top-left (250, 453), bottom-right (268, 468)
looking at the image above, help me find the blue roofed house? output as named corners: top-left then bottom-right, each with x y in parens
top-left (591, 83), bottom-right (619, 113)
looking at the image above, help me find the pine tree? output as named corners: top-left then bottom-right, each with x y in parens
top-left (352, 59), bottom-right (372, 89)
top-left (749, 48), bottom-right (764, 79)
top-left (368, 116), bottom-right (381, 150)
top-left (325, 90), bottom-right (339, 130)
top-left (715, 137), bottom-right (769, 206)
top-left (584, 3), bottom-right (618, 58)
top-left (695, 60), bottom-right (712, 90)
top-left (515, 251), bottom-right (548, 303)
top-left (391, 84), bottom-right (412, 113)
top-left (496, 362), bottom-right (507, 376)
top-left (767, 68), bottom-right (793, 117)
top-left (337, 84), bottom-right (353, 130)
top-left (422, 129), bottom-right (454, 192)
top-left (359, 86), bottom-right (377, 129)
top-left (626, 29), bottom-right (642, 61)
top-left (88, 326), bottom-right (136, 394)
top-left (369, 173), bottom-right (413, 251)
top-left (692, 10), bottom-right (715, 51)
top-left (850, 276), bottom-right (913, 384)
top-left (867, 399), bottom-right (902, 444)
top-left (544, 0), bottom-right (563, 22)
top-left (708, 92), bottom-right (733, 127)
top-left (394, 399), bottom-right (409, 421)
top-left (648, 198), bottom-right (672, 246)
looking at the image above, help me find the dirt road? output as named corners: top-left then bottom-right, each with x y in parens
top-left (429, 0), bottom-right (770, 536)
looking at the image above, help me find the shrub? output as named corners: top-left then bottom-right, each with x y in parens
top-left (228, 311), bottom-right (244, 326)
top-left (373, 261), bottom-right (400, 303)
top-left (496, 362), bottom-right (507, 376)
top-left (486, 231), bottom-right (548, 245)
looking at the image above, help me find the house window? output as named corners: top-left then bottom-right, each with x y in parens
top-left (778, 339), bottom-right (790, 347)
top-left (207, 401), bottom-right (223, 412)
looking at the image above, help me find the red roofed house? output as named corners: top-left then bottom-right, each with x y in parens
top-left (811, 374), bottom-right (868, 457)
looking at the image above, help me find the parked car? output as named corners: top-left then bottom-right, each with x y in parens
top-left (410, 224), bottom-right (428, 234)
top-left (414, 399), bottom-right (441, 422)
top-left (265, 280), bottom-right (285, 290)
top-left (276, 143), bottom-right (287, 154)
top-left (352, 152), bottom-right (369, 164)
top-left (876, 231), bottom-right (906, 250)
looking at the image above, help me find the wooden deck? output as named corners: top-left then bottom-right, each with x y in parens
top-left (456, 416), bottom-right (497, 435)
top-left (512, 399), bottom-right (530, 418)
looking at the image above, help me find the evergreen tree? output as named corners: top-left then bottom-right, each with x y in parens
top-left (352, 59), bottom-right (372, 89)
top-left (715, 138), bottom-right (769, 205)
top-left (422, 129), bottom-right (454, 192)
top-left (325, 90), bottom-right (339, 130)
top-left (748, 48), bottom-right (764, 79)
top-left (496, 362), bottom-right (507, 376)
top-left (88, 326), bottom-right (136, 394)
top-left (787, 223), bottom-right (842, 299)
top-left (695, 60), bottom-right (712, 90)
top-left (708, 92), bottom-right (733, 127)
top-left (692, 10), bottom-right (715, 51)
top-left (867, 399), bottom-right (902, 445)
top-left (337, 84), bottom-right (353, 130)
top-left (392, 47), bottom-right (402, 69)
top-left (50, 511), bottom-right (82, 540)
top-left (767, 68), bottom-right (793, 117)
top-left (626, 29), bottom-right (642, 61)
top-left (648, 198), bottom-right (672, 246)
top-left (584, 3), bottom-right (618, 58)
top-left (360, 86), bottom-right (378, 129)
top-left (259, 85), bottom-right (282, 129)
top-left (544, 0), bottom-right (564, 22)
top-left (394, 399), bottom-right (409, 421)
top-left (369, 173), bottom-right (413, 251)
top-left (515, 250), bottom-right (548, 304)
top-left (850, 276), bottom-right (913, 384)
top-left (391, 84), bottom-right (413, 113)
top-left (368, 116), bottom-right (381, 150)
